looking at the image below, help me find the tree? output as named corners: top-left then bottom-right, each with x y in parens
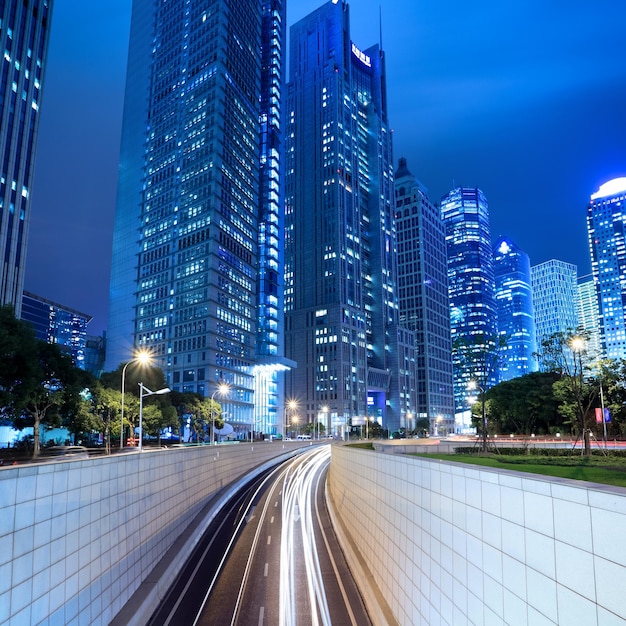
top-left (539, 330), bottom-right (597, 455)
top-left (168, 391), bottom-right (224, 443)
top-left (11, 341), bottom-right (85, 457)
top-left (91, 385), bottom-right (122, 454)
top-left (486, 372), bottom-right (562, 435)
top-left (142, 403), bottom-right (178, 447)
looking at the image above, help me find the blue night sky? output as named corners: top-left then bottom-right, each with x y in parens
top-left (25, 0), bottom-right (626, 336)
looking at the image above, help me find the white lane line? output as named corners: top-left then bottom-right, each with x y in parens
top-left (267, 535), bottom-right (272, 545)
top-left (264, 562), bottom-right (269, 577)
top-left (258, 606), bottom-right (265, 625)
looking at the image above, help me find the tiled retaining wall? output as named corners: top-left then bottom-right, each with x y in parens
top-left (328, 445), bottom-right (626, 625)
top-left (1, 442), bottom-right (307, 625)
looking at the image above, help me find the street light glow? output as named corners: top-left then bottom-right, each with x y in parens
top-left (120, 350), bottom-right (153, 449)
top-left (211, 383), bottom-right (230, 445)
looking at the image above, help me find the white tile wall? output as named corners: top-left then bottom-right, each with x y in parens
top-left (328, 446), bottom-right (626, 626)
top-left (1, 443), bottom-right (305, 626)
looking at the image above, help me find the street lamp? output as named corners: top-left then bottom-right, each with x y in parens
top-left (468, 380), bottom-right (487, 452)
top-left (321, 406), bottom-right (328, 441)
top-left (138, 383), bottom-right (170, 452)
top-left (406, 411), bottom-right (413, 438)
top-left (120, 350), bottom-right (152, 449)
top-left (210, 383), bottom-right (230, 445)
top-left (287, 399), bottom-right (297, 439)
top-left (292, 416), bottom-right (299, 439)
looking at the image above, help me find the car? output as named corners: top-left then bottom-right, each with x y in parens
top-left (39, 446), bottom-right (90, 461)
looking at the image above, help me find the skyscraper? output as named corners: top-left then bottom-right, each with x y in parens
top-left (0, 1), bottom-right (53, 317)
top-left (493, 236), bottom-right (537, 381)
top-left (531, 259), bottom-right (578, 369)
top-left (285, 1), bottom-right (415, 435)
top-left (587, 178), bottom-right (626, 361)
top-left (395, 158), bottom-right (454, 435)
top-left (21, 290), bottom-right (91, 369)
top-left (107, 0), bottom-right (287, 437)
top-left (441, 187), bottom-right (498, 416)
top-left (577, 274), bottom-right (601, 360)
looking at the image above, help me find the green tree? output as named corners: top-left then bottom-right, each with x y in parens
top-left (11, 341), bottom-right (85, 457)
top-left (168, 391), bottom-right (224, 443)
top-left (91, 385), bottom-right (122, 454)
top-left (487, 372), bottom-right (562, 435)
top-left (539, 330), bottom-right (597, 455)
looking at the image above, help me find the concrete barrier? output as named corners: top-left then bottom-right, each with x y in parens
top-left (328, 445), bottom-right (626, 625)
top-left (1, 442), bottom-right (310, 625)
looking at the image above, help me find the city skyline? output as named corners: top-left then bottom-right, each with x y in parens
top-left (24, 0), bottom-right (626, 337)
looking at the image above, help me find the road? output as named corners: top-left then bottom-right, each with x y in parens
top-left (149, 445), bottom-right (371, 626)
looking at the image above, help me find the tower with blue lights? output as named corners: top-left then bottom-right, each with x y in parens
top-left (395, 158), bottom-right (454, 435)
top-left (0, 1), bottom-right (52, 316)
top-left (587, 177), bottom-right (626, 361)
top-left (285, 0), bottom-right (415, 435)
top-left (531, 259), bottom-right (578, 369)
top-left (493, 237), bottom-right (537, 380)
top-left (107, 0), bottom-right (289, 437)
top-left (441, 187), bottom-right (498, 417)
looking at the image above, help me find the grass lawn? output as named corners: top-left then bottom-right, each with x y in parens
top-left (413, 453), bottom-right (626, 488)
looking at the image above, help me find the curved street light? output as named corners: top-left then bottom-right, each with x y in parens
top-left (210, 383), bottom-right (230, 445)
top-left (138, 382), bottom-right (170, 452)
top-left (120, 350), bottom-right (152, 449)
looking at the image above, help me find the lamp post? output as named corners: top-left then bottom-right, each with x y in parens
top-left (138, 383), bottom-right (170, 452)
top-left (570, 336), bottom-right (590, 454)
top-left (406, 411), bottom-right (413, 438)
top-left (120, 350), bottom-right (151, 449)
top-left (292, 416), bottom-right (299, 439)
top-left (287, 399), bottom-right (297, 439)
top-left (321, 406), bottom-right (328, 441)
top-left (210, 383), bottom-right (230, 445)
top-left (468, 380), bottom-right (487, 452)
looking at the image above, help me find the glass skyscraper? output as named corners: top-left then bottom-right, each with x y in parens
top-left (587, 178), bottom-right (626, 361)
top-left (285, 0), bottom-right (415, 435)
top-left (21, 290), bottom-right (91, 369)
top-left (0, 1), bottom-right (52, 317)
top-left (395, 158), bottom-right (454, 435)
top-left (441, 187), bottom-right (498, 415)
top-left (492, 236), bottom-right (537, 381)
top-left (577, 274), bottom-right (602, 361)
top-left (531, 259), bottom-right (578, 370)
top-left (107, 0), bottom-right (287, 437)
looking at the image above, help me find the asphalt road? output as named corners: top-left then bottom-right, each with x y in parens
top-left (150, 445), bottom-right (371, 626)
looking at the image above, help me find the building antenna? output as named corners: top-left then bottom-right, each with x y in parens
top-left (379, 5), bottom-right (383, 49)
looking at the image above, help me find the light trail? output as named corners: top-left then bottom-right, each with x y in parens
top-left (279, 445), bottom-right (332, 626)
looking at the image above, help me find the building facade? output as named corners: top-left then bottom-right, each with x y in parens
top-left (0, 1), bottom-right (53, 316)
top-left (493, 236), bottom-right (537, 381)
top-left (441, 187), bottom-right (498, 417)
top-left (577, 274), bottom-right (602, 362)
top-left (21, 291), bottom-right (91, 369)
top-left (284, 0), bottom-right (415, 435)
top-left (394, 158), bottom-right (454, 435)
top-left (107, 0), bottom-right (288, 437)
top-left (531, 259), bottom-right (579, 370)
top-left (587, 178), bottom-right (626, 361)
